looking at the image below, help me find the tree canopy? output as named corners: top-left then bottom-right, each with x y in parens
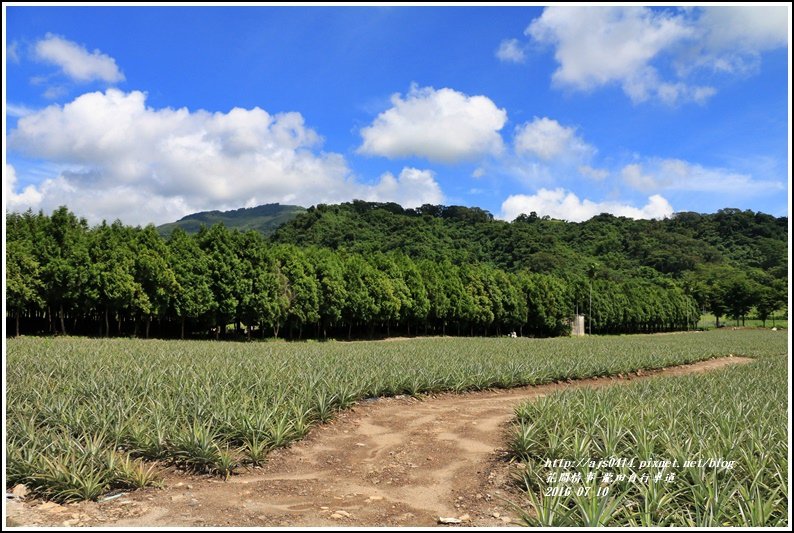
top-left (6, 202), bottom-right (787, 339)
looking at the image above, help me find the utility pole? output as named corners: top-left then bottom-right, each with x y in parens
top-left (587, 262), bottom-right (597, 336)
top-left (589, 281), bottom-right (592, 335)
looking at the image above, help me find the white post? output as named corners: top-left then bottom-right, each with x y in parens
top-left (589, 282), bottom-right (592, 335)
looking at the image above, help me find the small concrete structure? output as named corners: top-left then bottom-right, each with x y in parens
top-left (571, 314), bottom-right (586, 336)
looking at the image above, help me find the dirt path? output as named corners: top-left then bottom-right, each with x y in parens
top-left (6, 356), bottom-right (750, 528)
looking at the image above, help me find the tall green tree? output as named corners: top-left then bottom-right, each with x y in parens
top-left (88, 221), bottom-right (143, 336)
top-left (342, 254), bottom-right (380, 339)
top-left (134, 225), bottom-right (178, 338)
top-left (168, 228), bottom-right (215, 339)
top-left (6, 240), bottom-right (43, 336)
top-left (196, 224), bottom-right (246, 338)
top-left (273, 245), bottom-right (319, 339)
top-left (308, 248), bottom-right (347, 339)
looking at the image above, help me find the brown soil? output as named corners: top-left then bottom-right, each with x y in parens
top-left (5, 356), bottom-right (751, 528)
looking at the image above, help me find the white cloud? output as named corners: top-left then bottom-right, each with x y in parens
top-left (8, 41), bottom-right (20, 63)
top-left (578, 165), bottom-right (609, 180)
top-left (496, 38), bottom-right (526, 63)
top-left (656, 82), bottom-right (716, 106)
top-left (525, 6), bottom-right (786, 104)
top-left (500, 188), bottom-right (673, 222)
top-left (687, 6), bottom-right (789, 74)
top-left (527, 7), bottom-right (691, 97)
top-left (7, 89), bottom-right (444, 225)
top-left (472, 167), bottom-right (486, 179)
top-left (6, 104), bottom-right (36, 118)
top-left (621, 163), bottom-right (658, 190)
top-left (701, 7), bottom-right (788, 50)
top-left (621, 159), bottom-right (785, 193)
top-left (42, 86), bottom-right (68, 100)
top-left (514, 117), bottom-right (594, 161)
top-left (4, 164), bottom-right (43, 211)
top-left (361, 167), bottom-right (443, 208)
top-left (34, 34), bottom-right (124, 83)
top-left (358, 84), bottom-right (507, 163)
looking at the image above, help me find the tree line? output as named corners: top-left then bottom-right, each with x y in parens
top-left (270, 202), bottom-right (788, 282)
top-left (271, 202), bottom-right (788, 329)
top-left (7, 207), bottom-right (704, 339)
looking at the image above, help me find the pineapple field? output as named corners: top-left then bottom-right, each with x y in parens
top-left (5, 329), bottom-right (789, 526)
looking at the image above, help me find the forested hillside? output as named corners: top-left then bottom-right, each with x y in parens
top-left (156, 203), bottom-right (304, 237)
top-left (273, 201), bottom-right (788, 326)
top-left (272, 201), bottom-right (788, 281)
top-left (5, 202), bottom-right (787, 340)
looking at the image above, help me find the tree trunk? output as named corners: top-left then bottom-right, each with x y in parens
top-left (16, 311), bottom-right (20, 337)
top-left (348, 323), bottom-right (352, 340)
top-left (134, 319), bottom-right (139, 338)
top-left (715, 315), bottom-right (720, 328)
top-left (59, 304), bottom-right (66, 335)
top-left (181, 317), bottom-right (186, 340)
top-left (146, 316), bottom-right (151, 339)
top-left (105, 306), bottom-right (110, 338)
top-left (117, 315), bottom-right (122, 336)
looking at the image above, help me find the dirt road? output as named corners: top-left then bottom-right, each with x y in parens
top-left (5, 356), bottom-right (750, 527)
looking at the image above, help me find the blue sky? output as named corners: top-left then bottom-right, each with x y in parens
top-left (4, 5), bottom-right (790, 225)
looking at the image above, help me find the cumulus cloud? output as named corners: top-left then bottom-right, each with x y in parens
top-left (500, 188), bottom-right (673, 222)
top-left (496, 38), bottom-right (526, 63)
top-left (527, 7), bottom-right (691, 98)
top-left (360, 167), bottom-right (443, 208)
top-left (4, 164), bottom-right (43, 211)
top-left (525, 6), bottom-right (785, 104)
top-left (621, 163), bottom-right (658, 191)
top-left (621, 159), bottom-right (785, 193)
top-left (6, 89), bottom-right (444, 225)
top-left (358, 84), bottom-right (507, 163)
top-left (34, 34), bottom-right (124, 83)
top-left (687, 6), bottom-right (789, 74)
top-left (514, 117), bottom-right (594, 161)
top-left (578, 165), bottom-right (609, 180)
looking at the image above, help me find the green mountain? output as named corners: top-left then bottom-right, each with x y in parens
top-left (271, 201), bottom-right (788, 282)
top-left (157, 203), bottom-right (305, 236)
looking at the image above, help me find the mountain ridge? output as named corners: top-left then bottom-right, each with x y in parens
top-left (156, 203), bottom-right (305, 236)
